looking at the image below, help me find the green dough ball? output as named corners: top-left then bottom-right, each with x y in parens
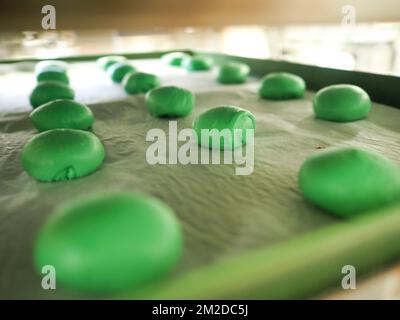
top-left (182, 56), bottom-right (213, 71)
top-left (161, 52), bottom-right (190, 66)
top-left (30, 99), bottom-right (94, 132)
top-left (107, 62), bottom-right (135, 83)
top-left (34, 192), bottom-right (183, 292)
top-left (36, 64), bottom-right (67, 75)
top-left (192, 106), bottom-right (256, 150)
top-left (217, 62), bottom-right (250, 84)
top-left (313, 84), bottom-right (372, 122)
top-left (122, 72), bottom-right (160, 94)
top-left (145, 86), bottom-right (194, 117)
top-left (36, 70), bottom-right (69, 85)
top-left (21, 129), bottom-right (104, 182)
top-left (97, 55), bottom-right (127, 71)
top-left (35, 60), bottom-right (67, 74)
top-left (299, 147), bottom-right (400, 217)
top-left (30, 81), bottom-right (75, 109)
top-left (259, 72), bottom-right (306, 100)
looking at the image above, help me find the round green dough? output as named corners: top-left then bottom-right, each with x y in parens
top-left (107, 62), bottom-right (136, 83)
top-left (36, 70), bottom-right (69, 85)
top-left (36, 64), bottom-right (67, 75)
top-left (161, 52), bottom-right (190, 66)
top-left (313, 84), bottom-right (372, 122)
top-left (122, 72), bottom-right (160, 94)
top-left (97, 55), bottom-right (127, 71)
top-left (30, 81), bottom-right (75, 109)
top-left (217, 62), bottom-right (250, 84)
top-left (259, 72), bottom-right (306, 100)
top-left (145, 86), bottom-right (194, 117)
top-left (182, 56), bottom-right (213, 71)
top-left (21, 129), bottom-right (105, 182)
top-left (30, 99), bottom-right (94, 132)
top-left (192, 106), bottom-right (256, 150)
top-left (35, 60), bottom-right (67, 74)
top-left (34, 192), bottom-right (183, 292)
top-left (299, 147), bottom-right (400, 217)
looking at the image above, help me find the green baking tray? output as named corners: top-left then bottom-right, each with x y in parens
top-left (0, 50), bottom-right (400, 299)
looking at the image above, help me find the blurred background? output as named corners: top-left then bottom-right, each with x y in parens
top-left (0, 0), bottom-right (400, 75)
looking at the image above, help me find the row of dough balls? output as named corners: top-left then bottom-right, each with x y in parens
top-left (26, 61), bottom-right (182, 295)
top-left (23, 57), bottom-right (260, 181)
top-left (24, 61), bottom-right (105, 182)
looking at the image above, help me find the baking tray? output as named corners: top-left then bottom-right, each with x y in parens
top-left (0, 50), bottom-right (399, 299)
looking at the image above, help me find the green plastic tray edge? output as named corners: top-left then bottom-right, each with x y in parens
top-left (121, 203), bottom-right (400, 299)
